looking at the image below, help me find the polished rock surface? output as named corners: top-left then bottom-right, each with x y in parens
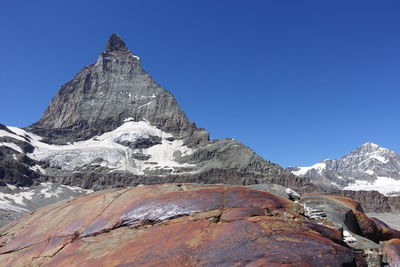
top-left (0, 184), bottom-right (362, 266)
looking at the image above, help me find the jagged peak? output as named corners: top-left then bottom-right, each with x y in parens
top-left (360, 142), bottom-right (380, 150)
top-left (105, 33), bottom-right (129, 52)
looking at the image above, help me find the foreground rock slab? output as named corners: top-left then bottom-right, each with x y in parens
top-left (0, 184), bottom-right (365, 266)
top-left (384, 238), bottom-right (400, 266)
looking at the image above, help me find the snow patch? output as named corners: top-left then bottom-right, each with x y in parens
top-left (30, 165), bottom-right (47, 174)
top-left (137, 100), bottom-right (155, 109)
top-left (344, 176), bottom-right (400, 196)
top-left (343, 230), bottom-right (357, 243)
top-left (61, 185), bottom-right (94, 194)
top-left (371, 155), bottom-right (388, 163)
top-left (364, 170), bottom-right (374, 175)
top-left (40, 183), bottom-right (63, 198)
top-left (292, 162), bottom-right (327, 176)
top-left (0, 129), bottom-right (26, 142)
top-left (7, 184), bottom-right (17, 190)
top-left (0, 142), bottom-right (23, 153)
top-left (11, 120), bottom-right (194, 175)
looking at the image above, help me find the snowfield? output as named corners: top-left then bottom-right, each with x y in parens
top-left (344, 176), bottom-right (400, 196)
top-left (3, 120), bottom-right (194, 175)
top-left (291, 162), bottom-right (327, 176)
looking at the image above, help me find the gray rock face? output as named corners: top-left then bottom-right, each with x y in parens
top-left (0, 147), bottom-right (44, 187)
top-left (28, 34), bottom-right (208, 147)
top-left (302, 194), bottom-right (361, 234)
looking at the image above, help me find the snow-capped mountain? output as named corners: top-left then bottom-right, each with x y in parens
top-left (288, 142), bottom-right (400, 196)
top-left (0, 34), bottom-right (313, 225)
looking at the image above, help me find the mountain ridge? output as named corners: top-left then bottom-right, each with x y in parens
top-left (288, 142), bottom-right (400, 196)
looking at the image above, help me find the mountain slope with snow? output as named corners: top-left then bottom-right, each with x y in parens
top-left (288, 142), bottom-right (400, 196)
top-left (0, 34), bottom-right (315, 226)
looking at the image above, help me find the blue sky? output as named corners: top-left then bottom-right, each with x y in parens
top-left (0, 1), bottom-right (399, 167)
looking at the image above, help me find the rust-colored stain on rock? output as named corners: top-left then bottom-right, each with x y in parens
top-left (304, 194), bottom-right (383, 242)
top-left (0, 184), bottom-right (363, 266)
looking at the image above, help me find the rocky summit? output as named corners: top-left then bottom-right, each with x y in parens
top-left (28, 33), bottom-right (208, 147)
top-left (0, 34), bottom-right (315, 226)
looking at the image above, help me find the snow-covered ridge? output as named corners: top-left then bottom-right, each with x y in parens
top-left (291, 162), bottom-right (327, 176)
top-left (2, 120), bottom-right (194, 175)
top-left (289, 142), bottom-right (400, 196)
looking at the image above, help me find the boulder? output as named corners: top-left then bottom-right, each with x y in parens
top-left (302, 194), bottom-right (383, 243)
top-left (0, 184), bottom-right (362, 266)
top-left (371, 217), bottom-right (400, 241)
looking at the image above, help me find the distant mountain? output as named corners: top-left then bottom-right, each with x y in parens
top-left (288, 142), bottom-right (400, 196)
top-left (0, 34), bottom-right (314, 225)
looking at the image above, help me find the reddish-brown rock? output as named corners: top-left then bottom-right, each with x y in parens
top-left (371, 217), bottom-right (400, 241)
top-left (303, 194), bottom-right (384, 242)
top-left (384, 238), bottom-right (400, 267)
top-left (0, 184), bottom-right (362, 266)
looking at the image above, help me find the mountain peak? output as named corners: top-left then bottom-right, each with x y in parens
top-left (360, 142), bottom-right (380, 150)
top-left (105, 33), bottom-right (129, 52)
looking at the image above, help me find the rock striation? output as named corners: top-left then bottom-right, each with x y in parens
top-left (0, 184), bottom-right (369, 266)
top-left (2, 183), bottom-right (400, 266)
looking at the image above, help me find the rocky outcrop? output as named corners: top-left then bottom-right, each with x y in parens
top-left (301, 193), bottom-right (400, 266)
top-left (0, 146), bottom-right (45, 187)
top-left (327, 189), bottom-right (400, 214)
top-left (388, 196), bottom-right (400, 211)
top-left (0, 184), bottom-right (367, 266)
top-left (328, 190), bottom-right (393, 213)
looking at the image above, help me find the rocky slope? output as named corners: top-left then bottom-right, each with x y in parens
top-left (1, 183), bottom-right (400, 266)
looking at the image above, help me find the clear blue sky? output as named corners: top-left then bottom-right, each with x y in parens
top-left (0, 1), bottom-right (399, 167)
